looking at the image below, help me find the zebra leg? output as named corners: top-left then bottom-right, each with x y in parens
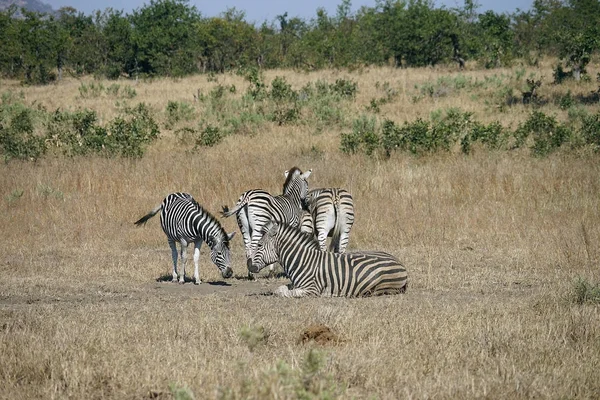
top-left (168, 240), bottom-right (179, 283)
top-left (193, 241), bottom-right (202, 285)
top-left (317, 230), bottom-right (329, 252)
top-left (337, 218), bottom-right (354, 253)
top-left (178, 239), bottom-right (188, 284)
top-left (273, 285), bottom-right (312, 298)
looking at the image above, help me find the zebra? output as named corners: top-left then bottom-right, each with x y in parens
top-left (134, 192), bottom-right (235, 284)
top-left (302, 188), bottom-right (355, 253)
top-left (248, 221), bottom-right (408, 297)
top-left (221, 167), bottom-right (312, 276)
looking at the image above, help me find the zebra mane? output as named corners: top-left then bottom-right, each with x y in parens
top-left (282, 166), bottom-right (302, 192)
top-left (189, 197), bottom-right (231, 246)
top-left (278, 222), bottom-right (321, 251)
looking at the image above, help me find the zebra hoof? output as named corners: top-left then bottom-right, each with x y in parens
top-left (194, 280), bottom-right (202, 285)
top-left (178, 279), bottom-right (185, 285)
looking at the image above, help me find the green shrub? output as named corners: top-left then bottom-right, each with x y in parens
top-left (165, 100), bottom-right (196, 129)
top-left (107, 103), bottom-right (160, 157)
top-left (0, 105), bottom-right (46, 161)
top-left (580, 111), bottom-right (600, 151)
top-left (514, 111), bottom-right (572, 156)
top-left (340, 115), bottom-right (378, 155)
top-left (461, 121), bottom-right (507, 154)
top-left (195, 125), bottom-right (223, 147)
top-left (573, 277), bottom-right (600, 305)
top-left (330, 78), bottom-right (358, 98)
top-left (78, 82), bottom-right (105, 98)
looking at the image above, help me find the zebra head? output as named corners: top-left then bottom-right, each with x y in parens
top-left (283, 167), bottom-right (312, 202)
top-left (247, 221), bottom-right (279, 274)
top-left (209, 231), bottom-right (236, 278)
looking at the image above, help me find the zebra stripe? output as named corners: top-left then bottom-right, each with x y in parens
top-left (221, 167), bottom-right (312, 275)
top-left (303, 188), bottom-right (355, 253)
top-left (249, 221), bottom-right (407, 297)
top-left (135, 192), bottom-right (235, 284)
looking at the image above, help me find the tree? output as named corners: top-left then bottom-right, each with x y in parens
top-left (130, 0), bottom-right (202, 77)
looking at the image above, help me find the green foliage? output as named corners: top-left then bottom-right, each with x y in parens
top-left (558, 90), bottom-right (575, 110)
top-left (0, 0), bottom-right (597, 79)
top-left (219, 349), bottom-right (342, 400)
top-left (1, 98), bottom-right (159, 161)
top-left (514, 111), bottom-right (572, 156)
top-left (107, 103), bottom-right (160, 157)
top-left (78, 82), bottom-right (105, 98)
top-left (243, 67), bottom-right (267, 100)
top-left (239, 325), bottom-right (269, 351)
top-left (0, 103), bottom-right (46, 161)
top-left (461, 121), bottom-right (507, 154)
top-left (340, 115), bottom-right (378, 155)
top-left (165, 100), bottom-right (196, 129)
top-left (169, 383), bottom-right (195, 400)
top-left (194, 125), bottom-right (223, 148)
top-left (573, 277), bottom-right (600, 305)
top-left (580, 111), bottom-right (600, 151)
top-left (79, 82), bottom-right (137, 99)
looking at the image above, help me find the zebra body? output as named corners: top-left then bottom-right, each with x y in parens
top-left (303, 188), bottom-right (355, 253)
top-left (221, 167), bottom-right (312, 275)
top-left (135, 192), bottom-right (235, 284)
top-left (249, 221), bottom-right (407, 297)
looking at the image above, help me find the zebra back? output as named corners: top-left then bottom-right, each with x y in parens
top-left (251, 222), bottom-right (407, 297)
top-left (160, 192), bottom-right (231, 247)
top-left (304, 187), bottom-right (355, 253)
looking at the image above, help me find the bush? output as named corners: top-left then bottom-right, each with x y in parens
top-left (461, 121), bottom-right (507, 154)
top-left (514, 111), bottom-right (572, 156)
top-left (573, 277), bottom-right (600, 305)
top-left (165, 100), bottom-right (196, 129)
top-left (194, 125), bottom-right (223, 147)
top-left (340, 115), bottom-right (378, 155)
top-left (0, 106), bottom-right (46, 161)
top-left (580, 111), bottom-right (600, 151)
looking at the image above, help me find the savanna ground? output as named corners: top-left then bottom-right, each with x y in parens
top-left (1, 59), bottom-right (600, 399)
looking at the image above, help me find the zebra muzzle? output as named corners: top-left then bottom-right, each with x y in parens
top-left (222, 267), bottom-right (233, 279)
top-left (247, 259), bottom-right (259, 273)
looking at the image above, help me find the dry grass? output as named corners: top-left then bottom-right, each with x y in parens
top-left (1, 62), bottom-right (600, 399)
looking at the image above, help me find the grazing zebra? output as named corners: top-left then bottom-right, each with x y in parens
top-left (221, 167), bottom-right (312, 276)
top-left (134, 192), bottom-right (235, 284)
top-left (248, 221), bottom-right (407, 297)
top-left (302, 188), bottom-right (355, 253)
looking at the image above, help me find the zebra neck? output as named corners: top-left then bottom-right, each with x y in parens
top-left (192, 214), bottom-right (222, 246)
top-left (277, 236), bottom-right (321, 285)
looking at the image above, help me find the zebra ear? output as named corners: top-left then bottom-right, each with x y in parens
top-left (284, 170), bottom-right (289, 178)
top-left (227, 231), bottom-right (236, 241)
top-left (262, 220), bottom-right (278, 235)
top-left (268, 221), bottom-right (279, 235)
top-left (301, 169), bottom-right (312, 180)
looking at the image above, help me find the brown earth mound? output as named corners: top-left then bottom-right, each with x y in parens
top-left (298, 323), bottom-right (341, 345)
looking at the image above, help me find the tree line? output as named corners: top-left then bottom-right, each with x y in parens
top-left (0, 0), bottom-right (598, 84)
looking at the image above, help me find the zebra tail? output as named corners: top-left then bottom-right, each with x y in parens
top-left (330, 202), bottom-right (342, 252)
top-left (134, 204), bottom-right (162, 226)
top-left (221, 195), bottom-right (249, 218)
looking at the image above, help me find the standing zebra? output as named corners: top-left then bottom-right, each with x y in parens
top-left (249, 221), bottom-right (407, 297)
top-left (135, 192), bottom-right (235, 284)
top-left (302, 188), bottom-right (355, 253)
top-left (221, 167), bottom-right (312, 276)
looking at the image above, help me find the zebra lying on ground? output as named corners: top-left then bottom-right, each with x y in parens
top-left (221, 167), bottom-right (312, 277)
top-left (249, 221), bottom-right (408, 297)
top-left (301, 188), bottom-right (355, 253)
top-left (135, 192), bottom-right (235, 284)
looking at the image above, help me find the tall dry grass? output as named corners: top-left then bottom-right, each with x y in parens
top-left (1, 62), bottom-right (599, 399)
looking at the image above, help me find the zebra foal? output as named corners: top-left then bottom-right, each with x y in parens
top-left (135, 193), bottom-right (235, 284)
top-left (302, 188), bottom-right (355, 253)
top-left (249, 221), bottom-right (407, 297)
top-left (221, 167), bottom-right (312, 275)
